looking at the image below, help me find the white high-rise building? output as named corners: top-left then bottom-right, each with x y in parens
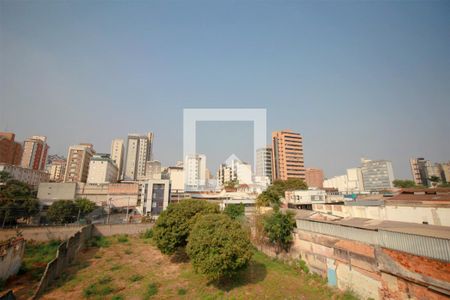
top-left (137, 133), bottom-right (154, 180)
top-left (184, 154), bottom-right (206, 191)
top-left (111, 139), bottom-right (124, 181)
top-left (256, 147), bottom-right (272, 181)
top-left (87, 154), bottom-right (118, 184)
top-left (217, 158), bottom-right (253, 186)
top-left (124, 132), bottom-right (153, 181)
top-left (236, 162), bottom-right (253, 185)
top-left (360, 158), bottom-right (395, 192)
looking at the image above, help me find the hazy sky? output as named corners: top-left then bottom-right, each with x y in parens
top-left (1, 0), bottom-right (449, 179)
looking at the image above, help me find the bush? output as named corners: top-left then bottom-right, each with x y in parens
top-left (87, 236), bottom-right (111, 248)
top-left (223, 203), bottom-right (245, 220)
top-left (141, 228), bottom-right (153, 239)
top-left (117, 234), bottom-right (129, 243)
top-left (177, 288), bottom-right (187, 295)
top-left (145, 282), bottom-right (158, 298)
top-left (153, 199), bottom-right (219, 254)
top-left (298, 259), bottom-right (309, 274)
top-left (263, 209), bottom-right (296, 254)
top-left (129, 274), bottom-right (143, 282)
top-left (186, 214), bottom-right (253, 280)
top-left (47, 200), bottom-right (79, 224)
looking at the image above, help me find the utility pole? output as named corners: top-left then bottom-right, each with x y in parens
top-left (125, 197), bottom-right (130, 223)
top-left (107, 198), bottom-right (112, 225)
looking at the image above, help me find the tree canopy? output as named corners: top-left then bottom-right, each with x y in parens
top-left (186, 214), bottom-right (253, 280)
top-left (223, 203), bottom-right (245, 220)
top-left (392, 179), bottom-right (418, 188)
top-left (263, 209), bottom-right (296, 255)
top-left (153, 199), bottom-right (219, 254)
top-left (47, 198), bottom-right (96, 224)
top-left (0, 176), bottom-right (39, 226)
top-left (257, 178), bottom-right (308, 207)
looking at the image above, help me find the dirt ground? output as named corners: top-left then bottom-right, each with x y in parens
top-left (27, 235), bottom-right (353, 300)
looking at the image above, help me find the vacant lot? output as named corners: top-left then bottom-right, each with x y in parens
top-left (37, 235), bottom-right (356, 300)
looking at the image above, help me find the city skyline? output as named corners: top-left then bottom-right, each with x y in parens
top-left (2, 1), bottom-right (450, 179)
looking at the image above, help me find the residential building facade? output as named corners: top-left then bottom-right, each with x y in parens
top-left (184, 154), bottom-right (206, 191)
top-left (145, 160), bottom-right (161, 180)
top-left (20, 136), bottom-right (49, 171)
top-left (64, 143), bottom-right (96, 183)
top-left (0, 163), bottom-right (49, 188)
top-left (0, 132), bottom-right (22, 165)
top-left (323, 167), bottom-right (364, 194)
top-left (256, 147), bottom-right (272, 182)
top-left (360, 158), bottom-right (395, 192)
top-left (111, 139), bottom-right (124, 181)
top-left (87, 153), bottom-right (118, 184)
top-left (123, 132), bottom-right (153, 181)
top-left (271, 130), bottom-right (305, 181)
top-left (47, 159), bottom-right (66, 182)
top-left (305, 168), bottom-right (324, 188)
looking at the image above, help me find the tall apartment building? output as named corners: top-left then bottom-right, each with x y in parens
top-left (64, 143), bottom-right (96, 183)
top-left (271, 130), bottom-right (305, 181)
top-left (256, 147), bottom-right (272, 181)
top-left (305, 168), bottom-right (324, 188)
top-left (123, 132), bottom-right (153, 181)
top-left (20, 136), bottom-right (49, 170)
top-left (184, 154), bottom-right (206, 191)
top-left (410, 158), bottom-right (428, 186)
top-left (0, 132), bottom-right (22, 165)
top-left (217, 164), bottom-right (235, 186)
top-left (87, 153), bottom-right (118, 184)
top-left (47, 159), bottom-right (66, 182)
top-left (111, 139), bottom-right (124, 180)
top-left (442, 162), bottom-right (450, 183)
top-left (145, 160), bottom-right (162, 180)
top-left (360, 158), bottom-right (395, 192)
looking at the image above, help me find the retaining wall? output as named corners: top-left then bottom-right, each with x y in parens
top-left (0, 238), bottom-right (25, 280)
top-left (32, 225), bottom-right (92, 299)
top-left (92, 223), bottom-right (153, 237)
top-left (0, 226), bottom-right (84, 242)
top-left (253, 228), bottom-right (450, 300)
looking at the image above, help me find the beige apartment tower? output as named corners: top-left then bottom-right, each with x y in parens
top-left (271, 130), bottom-right (305, 181)
top-left (20, 136), bottom-right (49, 170)
top-left (111, 139), bottom-right (124, 180)
top-left (64, 143), bottom-right (96, 183)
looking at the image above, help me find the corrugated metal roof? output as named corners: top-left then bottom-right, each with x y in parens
top-left (296, 216), bottom-right (450, 262)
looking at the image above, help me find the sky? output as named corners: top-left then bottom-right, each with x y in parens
top-left (1, 0), bottom-right (449, 179)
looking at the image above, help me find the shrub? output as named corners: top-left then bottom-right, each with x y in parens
top-left (263, 209), bottom-right (296, 255)
top-left (145, 282), bottom-right (158, 298)
top-left (129, 274), bottom-right (143, 282)
top-left (141, 228), bottom-right (153, 239)
top-left (298, 259), bottom-right (309, 274)
top-left (117, 234), bottom-right (129, 243)
top-left (124, 248), bottom-right (132, 255)
top-left (177, 288), bottom-right (187, 295)
top-left (223, 203), bottom-right (245, 220)
top-left (87, 236), bottom-right (111, 248)
top-left (47, 200), bottom-right (79, 224)
top-left (153, 199), bottom-right (219, 254)
top-left (186, 214), bottom-right (253, 280)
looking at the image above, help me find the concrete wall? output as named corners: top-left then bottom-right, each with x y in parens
top-left (0, 238), bottom-right (25, 280)
top-left (313, 203), bottom-right (450, 226)
top-left (37, 182), bottom-right (77, 203)
top-left (32, 225), bottom-right (92, 299)
top-left (253, 228), bottom-right (450, 300)
top-left (0, 226), bottom-right (84, 242)
top-left (92, 223), bottom-right (153, 237)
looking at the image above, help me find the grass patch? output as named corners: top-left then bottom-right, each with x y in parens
top-left (124, 248), bottom-right (132, 255)
top-left (112, 296), bottom-right (124, 300)
top-left (144, 282), bottom-right (158, 299)
top-left (141, 228), bottom-right (153, 239)
top-left (177, 288), bottom-right (187, 295)
top-left (21, 240), bottom-right (60, 279)
top-left (110, 264), bottom-right (122, 271)
top-left (98, 275), bottom-right (112, 285)
top-left (117, 234), bottom-right (129, 243)
top-left (87, 236), bottom-right (111, 248)
top-left (129, 274), bottom-right (144, 282)
top-left (83, 283), bottom-right (114, 298)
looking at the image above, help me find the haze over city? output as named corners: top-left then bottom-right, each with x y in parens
top-left (1, 0), bottom-right (450, 178)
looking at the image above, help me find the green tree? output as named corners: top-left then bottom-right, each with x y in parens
top-left (75, 198), bottom-right (96, 216)
top-left (223, 203), bottom-right (245, 220)
top-left (392, 179), bottom-right (417, 188)
top-left (0, 171), bottom-right (12, 183)
top-left (186, 214), bottom-right (253, 280)
top-left (153, 199), bottom-right (219, 254)
top-left (256, 178), bottom-right (308, 207)
top-left (263, 209), bottom-right (296, 255)
top-left (0, 179), bottom-right (39, 226)
top-left (47, 200), bottom-right (79, 224)
top-left (224, 179), bottom-right (239, 189)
